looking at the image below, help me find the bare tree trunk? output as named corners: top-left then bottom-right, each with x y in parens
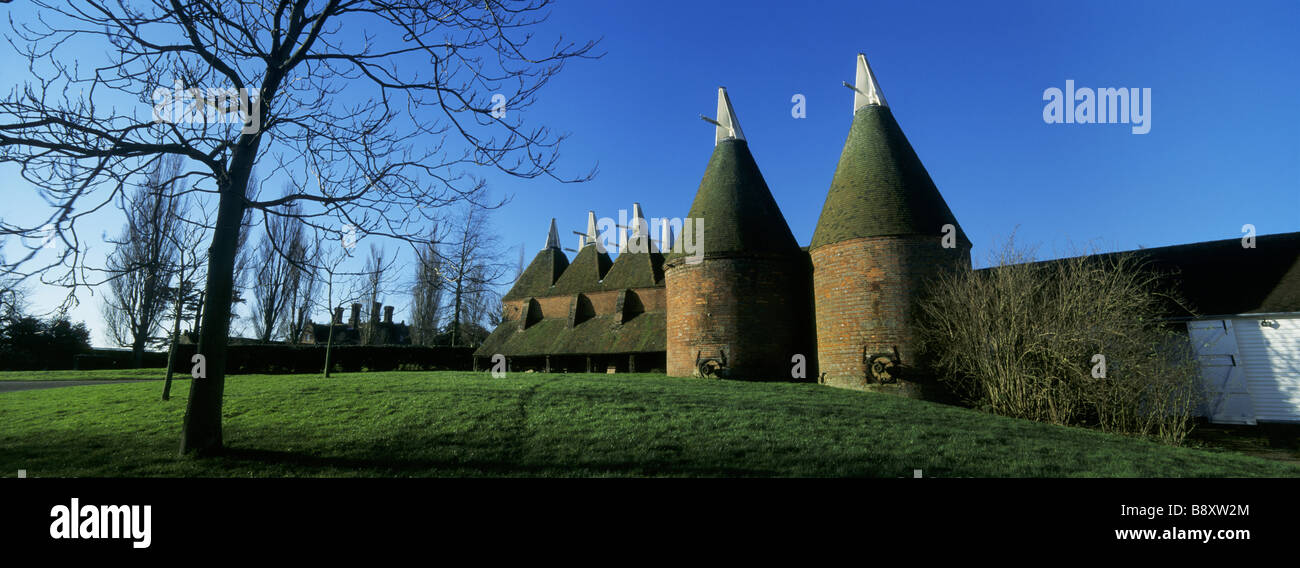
top-left (162, 259), bottom-right (185, 401)
top-left (324, 310), bottom-right (336, 378)
top-left (180, 156), bottom-right (258, 456)
top-left (451, 277), bottom-right (463, 347)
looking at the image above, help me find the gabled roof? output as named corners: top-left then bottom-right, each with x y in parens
top-left (811, 55), bottom-right (968, 250)
top-left (981, 232), bottom-right (1300, 318)
top-left (551, 242), bottom-right (613, 295)
top-left (1074, 233), bottom-right (1297, 317)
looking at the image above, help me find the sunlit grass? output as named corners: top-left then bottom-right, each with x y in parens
top-left (1, 371), bottom-right (1296, 477)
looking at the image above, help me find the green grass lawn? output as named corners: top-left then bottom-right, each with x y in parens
top-left (2, 371), bottom-right (1297, 477)
top-left (0, 368), bottom-right (171, 381)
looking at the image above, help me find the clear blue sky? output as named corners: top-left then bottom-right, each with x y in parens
top-left (3, 0), bottom-right (1298, 346)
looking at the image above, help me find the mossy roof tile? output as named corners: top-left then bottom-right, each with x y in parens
top-left (810, 105), bottom-right (969, 250)
top-left (666, 139), bottom-right (800, 261)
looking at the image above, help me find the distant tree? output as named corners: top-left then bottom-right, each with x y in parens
top-left (0, 313), bottom-right (91, 371)
top-left (101, 156), bottom-right (185, 367)
top-left (0, 245), bottom-right (25, 320)
top-left (250, 190), bottom-right (309, 343)
top-left (410, 241), bottom-right (445, 347)
top-left (439, 205), bottom-right (509, 347)
top-left (162, 205), bottom-right (210, 401)
top-left (359, 244), bottom-right (396, 345)
top-left (312, 230), bottom-right (364, 378)
top-left (282, 258), bottom-right (318, 344)
top-left (227, 177), bottom-right (259, 337)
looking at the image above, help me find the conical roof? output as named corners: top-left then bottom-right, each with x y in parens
top-left (669, 88), bottom-right (799, 260)
top-left (603, 203), bottom-right (665, 289)
top-left (552, 238), bottom-right (613, 295)
top-left (503, 219), bottom-right (570, 301)
top-left (811, 55), bottom-right (968, 250)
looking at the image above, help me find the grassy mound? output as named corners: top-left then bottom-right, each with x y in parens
top-left (1, 371), bottom-right (1296, 477)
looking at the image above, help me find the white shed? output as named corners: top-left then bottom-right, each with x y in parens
top-left (1189, 314), bottom-right (1300, 424)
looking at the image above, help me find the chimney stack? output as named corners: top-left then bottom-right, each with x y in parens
top-left (349, 303), bottom-right (361, 327)
top-left (333, 307), bottom-right (344, 325)
top-left (371, 302), bottom-right (382, 324)
top-left (384, 306), bottom-right (394, 325)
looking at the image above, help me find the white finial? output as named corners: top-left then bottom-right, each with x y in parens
top-left (843, 53), bottom-right (888, 112)
top-left (630, 203), bottom-right (648, 239)
top-left (700, 87), bottom-right (746, 145)
top-left (582, 210), bottom-right (604, 252)
top-left (624, 202), bottom-right (651, 253)
top-left (544, 218), bottom-right (560, 250)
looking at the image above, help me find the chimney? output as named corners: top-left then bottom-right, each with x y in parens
top-left (333, 307), bottom-right (344, 325)
top-left (384, 306), bottom-right (394, 325)
top-left (371, 302), bottom-right (382, 324)
top-left (349, 303), bottom-right (361, 327)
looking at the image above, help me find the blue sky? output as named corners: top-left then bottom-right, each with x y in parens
top-left (3, 0), bottom-right (1298, 346)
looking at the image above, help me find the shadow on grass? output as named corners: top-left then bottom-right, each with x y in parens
top-left (211, 446), bottom-right (795, 477)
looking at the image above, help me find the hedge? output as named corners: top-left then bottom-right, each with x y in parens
top-left (160, 344), bottom-right (476, 374)
top-left (53, 345), bottom-right (474, 373)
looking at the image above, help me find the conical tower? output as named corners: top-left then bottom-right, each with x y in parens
top-left (664, 87), bottom-right (811, 379)
top-left (810, 54), bottom-right (971, 395)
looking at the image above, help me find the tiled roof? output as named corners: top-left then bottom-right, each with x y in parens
top-left (986, 232), bottom-right (1300, 318)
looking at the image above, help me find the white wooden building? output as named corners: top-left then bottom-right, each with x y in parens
top-left (1189, 314), bottom-right (1300, 424)
top-left (1161, 232), bottom-right (1300, 424)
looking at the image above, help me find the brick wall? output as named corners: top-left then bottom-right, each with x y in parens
top-left (665, 254), bottom-right (812, 380)
top-left (811, 235), bottom-right (970, 396)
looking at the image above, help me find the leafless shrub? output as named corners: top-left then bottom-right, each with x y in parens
top-left (917, 237), bottom-right (1202, 445)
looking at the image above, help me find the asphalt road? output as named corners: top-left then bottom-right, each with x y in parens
top-left (0, 379), bottom-right (154, 393)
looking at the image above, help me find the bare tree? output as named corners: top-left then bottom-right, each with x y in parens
top-left (312, 229), bottom-right (365, 377)
top-left (359, 243), bottom-right (396, 345)
top-left (101, 156), bottom-right (185, 367)
top-left (250, 188), bottom-right (309, 342)
top-left (282, 256), bottom-right (319, 344)
top-left (0, 2), bottom-right (597, 455)
top-left (439, 204), bottom-right (508, 347)
top-left (162, 201), bottom-right (210, 401)
top-left (0, 244), bottom-right (26, 321)
top-left (227, 176), bottom-right (259, 337)
top-left (410, 240), bottom-right (445, 346)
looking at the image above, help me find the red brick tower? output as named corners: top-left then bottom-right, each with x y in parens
top-left (810, 54), bottom-right (971, 396)
top-left (664, 88), bottom-right (810, 380)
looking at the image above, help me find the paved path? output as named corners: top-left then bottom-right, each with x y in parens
top-left (0, 379), bottom-right (155, 394)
